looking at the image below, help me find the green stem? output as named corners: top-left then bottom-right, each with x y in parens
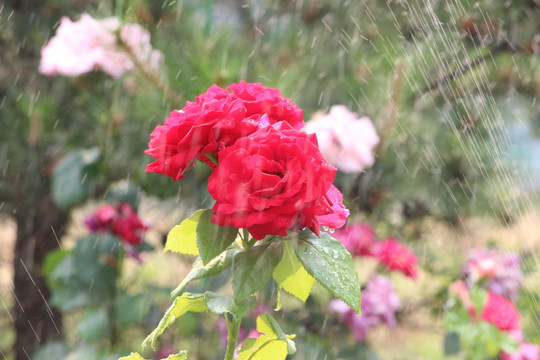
top-left (224, 315), bottom-right (241, 360)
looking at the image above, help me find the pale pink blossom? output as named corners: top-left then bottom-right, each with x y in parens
top-left (328, 275), bottom-right (401, 342)
top-left (40, 13), bottom-right (161, 78)
top-left (304, 105), bottom-right (379, 173)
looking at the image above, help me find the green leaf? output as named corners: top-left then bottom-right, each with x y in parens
top-left (120, 352), bottom-right (189, 360)
top-left (49, 235), bottom-right (120, 311)
top-left (171, 249), bottom-right (235, 298)
top-left (203, 292), bottom-right (256, 320)
top-left (443, 332), bottom-right (460, 355)
top-left (256, 313), bottom-right (296, 354)
top-left (273, 241), bottom-right (314, 302)
top-left (32, 341), bottom-right (68, 360)
top-left (232, 241), bottom-right (283, 302)
top-left (116, 293), bottom-right (152, 325)
top-left (196, 209), bottom-right (238, 265)
top-left (43, 248), bottom-right (70, 287)
top-left (294, 230), bottom-right (361, 313)
top-left (77, 307), bottom-right (109, 343)
top-left (52, 147), bottom-right (100, 210)
top-left (104, 181), bottom-right (141, 210)
top-left (165, 210), bottom-right (204, 256)
top-left (142, 293), bottom-right (208, 350)
top-left (163, 352), bottom-right (188, 360)
top-left (118, 354), bottom-right (144, 360)
top-left (237, 336), bottom-right (288, 360)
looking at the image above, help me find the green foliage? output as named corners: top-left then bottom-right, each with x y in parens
top-left (143, 291), bottom-right (255, 350)
top-left (165, 209), bottom-right (204, 256)
top-left (204, 292), bottom-right (256, 320)
top-left (143, 293), bottom-right (209, 350)
top-left (196, 209), bottom-right (238, 265)
top-left (170, 250), bottom-right (236, 297)
top-left (115, 293), bottom-right (152, 325)
top-left (118, 352), bottom-right (188, 360)
top-left (293, 230), bottom-right (361, 313)
top-left (78, 307), bottom-right (109, 343)
top-left (236, 313), bottom-right (296, 360)
top-left (232, 240), bottom-right (283, 302)
top-left (47, 234), bottom-right (120, 311)
top-left (444, 288), bottom-right (520, 359)
top-left (273, 240), bottom-right (314, 303)
top-left (51, 147), bottom-right (100, 210)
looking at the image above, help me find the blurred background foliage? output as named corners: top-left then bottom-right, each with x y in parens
top-left (1, 0), bottom-right (539, 359)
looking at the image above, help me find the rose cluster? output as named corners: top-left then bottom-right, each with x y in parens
top-left (328, 275), bottom-right (401, 342)
top-left (40, 13), bottom-right (162, 78)
top-left (85, 202), bottom-right (149, 245)
top-left (461, 247), bottom-right (522, 301)
top-left (146, 82), bottom-right (349, 239)
top-left (450, 249), bottom-right (538, 360)
top-left (334, 223), bottom-right (418, 278)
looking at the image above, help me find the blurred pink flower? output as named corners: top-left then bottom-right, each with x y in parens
top-left (40, 13), bottom-right (161, 78)
top-left (85, 202), bottom-right (149, 245)
top-left (375, 238), bottom-right (418, 279)
top-left (462, 248), bottom-right (522, 301)
top-left (328, 275), bottom-right (401, 342)
top-left (333, 222), bottom-right (378, 257)
top-left (480, 291), bottom-right (521, 332)
top-left (304, 105), bottom-right (379, 173)
top-left (501, 342), bottom-right (539, 360)
top-left (500, 331), bottom-right (539, 360)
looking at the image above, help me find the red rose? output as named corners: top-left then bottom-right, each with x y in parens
top-left (85, 203), bottom-right (148, 245)
top-left (208, 122), bottom-right (339, 239)
top-left (481, 292), bottom-right (521, 331)
top-left (145, 83), bottom-right (305, 180)
top-left (145, 87), bottom-right (249, 180)
top-left (334, 223), bottom-right (378, 257)
top-left (375, 238), bottom-right (418, 279)
top-left (227, 81), bottom-right (304, 129)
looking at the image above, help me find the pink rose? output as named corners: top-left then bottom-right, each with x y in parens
top-left (334, 223), bottom-right (378, 257)
top-left (207, 122), bottom-right (344, 240)
top-left (318, 185), bottom-right (349, 230)
top-left (40, 13), bottom-right (161, 78)
top-left (480, 292), bottom-right (521, 332)
top-left (375, 238), bottom-right (418, 279)
top-left (304, 105), bottom-right (379, 173)
top-left (145, 83), bottom-right (305, 180)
